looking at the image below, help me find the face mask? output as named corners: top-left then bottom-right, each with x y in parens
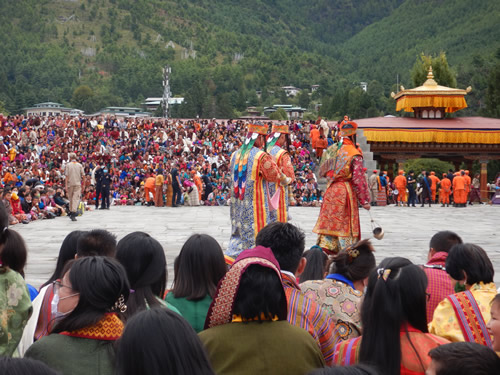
top-left (51, 292), bottom-right (66, 320)
top-left (51, 285), bottom-right (79, 320)
top-left (49, 195), bottom-right (54, 199)
top-left (103, 169), bottom-right (108, 173)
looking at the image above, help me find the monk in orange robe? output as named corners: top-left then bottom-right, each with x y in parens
top-left (310, 125), bottom-right (320, 155)
top-left (429, 171), bottom-right (440, 203)
top-left (144, 175), bottom-right (156, 205)
top-left (315, 128), bottom-right (328, 159)
top-left (393, 170), bottom-right (407, 206)
top-left (464, 170), bottom-right (472, 204)
top-left (439, 173), bottom-right (452, 207)
top-left (452, 171), bottom-right (466, 207)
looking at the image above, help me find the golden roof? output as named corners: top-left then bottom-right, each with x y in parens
top-left (391, 67), bottom-right (471, 113)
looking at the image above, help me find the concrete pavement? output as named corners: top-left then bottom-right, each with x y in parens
top-left (14, 204), bottom-right (499, 288)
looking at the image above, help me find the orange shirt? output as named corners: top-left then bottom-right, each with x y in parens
top-left (430, 175), bottom-right (440, 190)
top-left (440, 178), bottom-right (451, 193)
top-left (310, 128), bottom-right (320, 148)
top-left (452, 175), bottom-right (465, 190)
top-left (394, 175), bottom-right (407, 189)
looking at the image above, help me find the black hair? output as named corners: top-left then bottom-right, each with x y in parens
top-left (1, 229), bottom-right (27, 277)
top-left (116, 232), bottom-right (166, 319)
top-left (428, 342), bottom-right (500, 375)
top-left (445, 243), bottom-right (494, 285)
top-left (76, 229), bottom-right (116, 257)
top-left (52, 256), bottom-right (130, 333)
top-left (171, 234), bottom-right (226, 300)
top-left (0, 357), bottom-right (60, 375)
top-left (0, 200), bottom-right (9, 245)
top-left (429, 231), bottom-right (463, 253)
top-left (300, 247), bottom-right (328, 283)
top-left (359, 257), bottom-right (428, 375)
top-left (255, 222), bottom-right (305, 273)
top-left (330, 240), bottom-right (376, 282)
top-left (233, 265), bottom-right (287, 322)
top-left (308, 364), bottom-right (380, 375)
top-left (116, 308), bottom-right (215, 375)
top-left (42, 230), bottom-right (85, 288)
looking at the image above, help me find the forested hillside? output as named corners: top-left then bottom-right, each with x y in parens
top-left (0, 0), bottom-right (499, 118)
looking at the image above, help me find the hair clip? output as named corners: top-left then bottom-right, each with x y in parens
top-left (377, 268), bottom-right (391, 281)
top-left (113, 294), bottom-right (127, 313)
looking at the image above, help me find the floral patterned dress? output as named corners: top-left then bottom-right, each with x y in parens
top-left (0, 266), bottom-right (32, 356)
top-left (301, 277), bottom-right (363, 341)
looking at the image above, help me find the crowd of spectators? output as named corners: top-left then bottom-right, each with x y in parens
top-left (0, 113), bottom-right (327, 224)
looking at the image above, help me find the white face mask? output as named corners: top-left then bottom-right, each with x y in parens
top-left (51, 287), bottom-right (79, 320)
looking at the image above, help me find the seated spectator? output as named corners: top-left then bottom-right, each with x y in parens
top-left (334, 257), bottom-right (449, 374)
top-left (0, 202), bottom-right (32, 357)
top-left (427, 342), bottom-right (500, 375)
top-left (0, 357), bottom-right (59, 375)
top-left (116, 308), bottom-right (215, 375)
top-left (423, 231), bottom-right (463, 323)
top-left (25, 257), bottom-right (130, 375)
top-left (256, 222), bottom-right (337, 365)
top-left (1, 229), bottom-right (38, 300)
top-left (301, 240), bottom-right (376, 341)
top-left (199, 246), bottom-right (325, 375)
top-left (299, 246), bottom-right (328, 283)
top-left (76, 229), bottom-right (116, 257)
top-left (166, 234), bottom-right (226, 332)
top-left (2, 189), bottom-right (19, 225)
top-left (487, 294), bottom-right (500, 351)
top-left (116, 231), bottom-right (180, 319)
top-left (28, 230), bottom-right (86, 345)
top-left (429, 243), bottom-right (496, 345)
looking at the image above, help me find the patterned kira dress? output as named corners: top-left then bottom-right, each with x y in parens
top-left (301, 275), bottom-right (363, 342)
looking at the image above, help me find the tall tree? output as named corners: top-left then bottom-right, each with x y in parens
top-left (411, 52), bottom-right (457, 88)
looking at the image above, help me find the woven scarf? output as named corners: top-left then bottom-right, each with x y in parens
top-left (60, 313), bottom-right (124, 341)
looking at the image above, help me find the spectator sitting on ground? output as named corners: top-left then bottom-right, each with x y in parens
top-left (427, 342), bottom-right (500, 375)
top-left (116, 308), bottom-right (216, 375)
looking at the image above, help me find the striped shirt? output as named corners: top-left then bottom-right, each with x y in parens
top-left (282, 272), bottom-right (337, 365)
top-left (423, 252), bottom-right (455, 323)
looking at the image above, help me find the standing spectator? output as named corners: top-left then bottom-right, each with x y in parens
top-left (64, 152), bottom-right (84, 221)
top-left (368, 170), bottom-right (379, 206)
top-left (154, 169), bottom-right (164, 207)
top-left (99, 167), bottom-right (112, 209)
top-left (406, 170), bottom-right (417, 207)
top-left (171, 164), bottom-right (182, 207)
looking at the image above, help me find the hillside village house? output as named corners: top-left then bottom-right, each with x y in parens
top-left (281, 86), bottom-right (300, 97)
top-left (24, 102), bottom-right (83, 117)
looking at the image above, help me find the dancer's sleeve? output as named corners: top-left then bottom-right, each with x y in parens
top-left (351, 156), bottom-right (370, 205)
top-left (280, 153), bottom-right (295, 182)
top-left (259, 153), bottom-right (281, 183)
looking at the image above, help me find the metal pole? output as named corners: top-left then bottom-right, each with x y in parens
top-left (162, 65), bottom-right (171, 119)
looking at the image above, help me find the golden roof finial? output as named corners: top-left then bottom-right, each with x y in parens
top-left (427, 66), bottom-right (434, 80)
top-left (423, 66), bottom-right (437, 88)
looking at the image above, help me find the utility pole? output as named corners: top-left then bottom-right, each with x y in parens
top-left (162, 65), bottom-right (171, 119)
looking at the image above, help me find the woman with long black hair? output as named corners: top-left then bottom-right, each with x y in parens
top-left (26, 256), bottom-right (130, 375)
top-left (334, 257), bottom-right (449, 374)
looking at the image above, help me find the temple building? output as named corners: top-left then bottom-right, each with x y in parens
top-left (357, 67), bottom-right (500, 201)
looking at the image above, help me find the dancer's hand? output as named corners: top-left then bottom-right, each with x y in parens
top-left (362, 203), bottom-right (371, 210)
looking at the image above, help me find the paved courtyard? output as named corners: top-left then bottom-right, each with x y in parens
top-left (14, 204), bottom-right (500, 288)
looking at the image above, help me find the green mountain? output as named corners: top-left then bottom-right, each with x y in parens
top-left (0, 0), bottom-right (499, 118)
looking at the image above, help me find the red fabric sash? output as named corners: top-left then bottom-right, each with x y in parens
top-left (447, 291), bottom-right (493, 348)
top-left (60, 313), bottom-right (124, 341)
